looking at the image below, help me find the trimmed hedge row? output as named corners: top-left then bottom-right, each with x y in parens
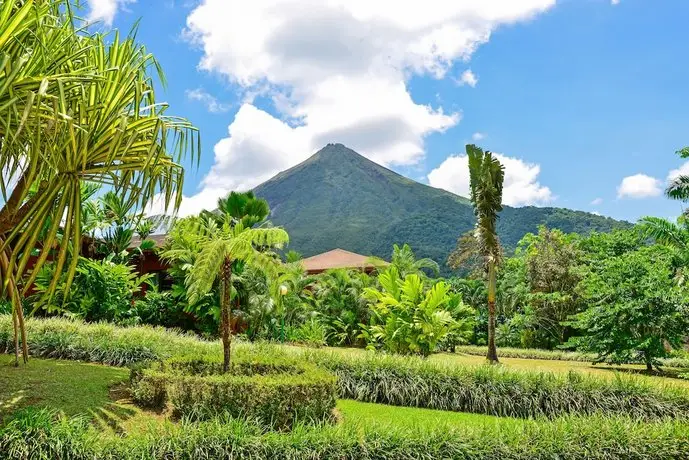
top-left (306, 350), bottom-right (689, 420)
top-left (131, 357), bottom-right (337, 429)
top-left (3, 409), bottom-right (689, 459)
top-left (4, 316), bottom-right (689, 422)
top-left (455, 345), bottom-right (689, 368)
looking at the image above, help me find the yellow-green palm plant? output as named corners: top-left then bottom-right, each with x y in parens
top-left (466, 144), bottom-right (504, 364)
top-left (0, 1), bottom-right (199, 364)
top-left (170, 217), bottom-right (288, 372)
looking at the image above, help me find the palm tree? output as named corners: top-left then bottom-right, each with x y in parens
top-left (164, 191), bottom-right (288, 371)
top-left (666, 147), bottom-right (689, 212)
top-left (0, 2), bottom-right (198, 364)
top-left (639, 216), bottom-right (689, 284)
top-left (180, 217), bottom-right (288, 371)
top-left (466, 144), bottom-right (505, 363)
top-left (370, 243), bottom-right (439, 278)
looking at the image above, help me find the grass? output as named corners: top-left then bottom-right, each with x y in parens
top-left (337, 400), bottom-right (513, 431)
top-left (0, 356), bottom-right (134, 430)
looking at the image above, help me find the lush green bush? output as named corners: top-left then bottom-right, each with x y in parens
top-left (30, 257), bottom-right (150, 324)
top-left (131, 356), bottom-right (337, 429)
top-left (362, 267), bottom-right (474, 356)
top-left (306, 350), bottom-right (689, 420)
top-left (2, 408), bottom-right (689, 459)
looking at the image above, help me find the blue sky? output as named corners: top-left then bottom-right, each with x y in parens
top-left (96, 0), bottom-right (689, 222)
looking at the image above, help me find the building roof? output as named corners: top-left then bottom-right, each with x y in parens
top-left (129, 233), bottom-right (168, 249)
top-left (301, 248), bottom-right (384, 274)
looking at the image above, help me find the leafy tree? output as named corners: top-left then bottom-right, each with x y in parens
top-left (465, 145), bottom-right (505, 363)
top-left (363, 267), bottom-right (474, 356)
top-left (0, 1), bottom-right (198, 364)
top-left (565, 246), bottom-right (689, 371)
top-left (285, 250), bottom-right (303, 263)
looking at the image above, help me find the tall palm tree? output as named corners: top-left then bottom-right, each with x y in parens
top-left (0, 1), bottom-right (198, 364)
top-left (176, 217), bottom-right (288, 372)
top-left (466, 144), bottom-right (505, 363)
top-left (666, 147), bottom-right (689, 211)
top-left (369, 243), bottom-right (439, 278)
top-left (639, 216), bottom-right (689, 284)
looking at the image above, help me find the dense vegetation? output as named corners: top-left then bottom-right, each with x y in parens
top-left (253, 143), bottom-right (631, 274)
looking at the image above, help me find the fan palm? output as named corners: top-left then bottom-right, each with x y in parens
top-left (173, 217), bottom-right (288, 371)
top-left (466, 144), bottom-right (505, 363)
top-left (0, 1), bottom-right (198, 364)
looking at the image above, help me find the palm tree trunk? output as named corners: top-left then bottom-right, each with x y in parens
top-left (486, 261), bottom-right (499, 364)
top-left (220, 257), bottom-right (233, 373)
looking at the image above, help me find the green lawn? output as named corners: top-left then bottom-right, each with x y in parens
top-left (337, 400), bottom-right (517, 431)
top-left (0, 356), bottom-right (133, 429)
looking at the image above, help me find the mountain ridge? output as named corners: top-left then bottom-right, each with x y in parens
top-left (253, 143), bottom-right (630, 272)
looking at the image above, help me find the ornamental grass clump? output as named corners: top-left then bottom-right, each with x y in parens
top-left (306, 350), bottom-right (689, 420)
top-left (3, 409), bottom-right (689, 459)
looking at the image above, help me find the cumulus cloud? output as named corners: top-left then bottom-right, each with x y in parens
top-left (590, 197), bottom-right (603, 206)
top-left (667, 161), bottom-right (689, 183)
top-left (472, 132), bottom-right (485, 141)
top-left (457, 69), bottom-right (479, 87)
top-left (427, 152), bottom-right (554, 206)
top-left (87, 0), bottom-right (135, 26)
top-left (169, 0), bottom-right (555, 216)
top-left (186, 88), bottom-right (231, 114)
top-left (617, 174), bottom-right (662, 199)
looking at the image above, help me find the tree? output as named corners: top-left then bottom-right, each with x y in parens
top-left (0, 1), bottom-right (198, 364)
top-left (465, 145), bottom-right (505, 363)
top-left (565, 246), bottom-right (689, 372)
top-left (164, 192), bottom-right (288, 372)
top-left (390, 243), bottom-right (440, 278)
top-left (665, 147), bottom-right (689, 211)
top-left (638, 216), bottom-right (689, 284)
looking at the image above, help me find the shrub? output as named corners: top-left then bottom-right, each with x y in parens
top-left (306, 350), bottom-right (689, 420)
top-left (131, 356), bottom-right (337, 429)
top-left (2, 409), bottom-right (689, 459)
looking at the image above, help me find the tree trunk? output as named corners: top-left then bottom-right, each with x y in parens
top-left (220, 257), bottom-right (233, 373)
top-left (486, 261), bottom-right (499, 364)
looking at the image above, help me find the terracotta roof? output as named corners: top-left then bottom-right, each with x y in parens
top-left (129, 233), bottom-right (168, 249)
top-left (301, 248), bottom-right (384, 274)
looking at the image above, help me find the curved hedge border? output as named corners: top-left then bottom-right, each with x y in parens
top-left (455, 345), bottom-right (689, 368)
top-left (306, 350), bottom-right (689, 420)
top-left (131, 357), bottom-right (337, 429)
top-left (3, 409), bottom-right (689, 460)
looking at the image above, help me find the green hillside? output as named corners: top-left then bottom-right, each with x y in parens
top-left (253, 144), bottom-right (631, 271)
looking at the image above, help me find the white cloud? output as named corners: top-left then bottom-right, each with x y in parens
top-left (591, 211), bottom-right (601, 216)
top-left (667, 161), bottom-right (689, 183)
top-left (472, 132), bottom-right (485, 141)
top-left (175, 0), bottom-right (556, 215)
top-left (590, 197), bottom-right (603, 206)
top-left (427, 152), bottom-right (554, 206)
top-left (457, 69), bottom-right (478, 87)
top-left (186, 88), bottom-right (231, 113)
top-left (617, 174), bottom-right (662, 199)
top-left (87, 0), bottom-right (135, 26)
top-left (611, 0), bottom-right (620, 5)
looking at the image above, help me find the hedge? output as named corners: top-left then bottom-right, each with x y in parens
top-left (131, 357), bottom-right (337, 429)
top-left (2, 409), bottom-right (689, 459)
top-left (306, 350), bottom-right (689, 420)
top-left (455, 345), bottom-right (689, 368)
top-left (4, 316), bottom-right (689, 421)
